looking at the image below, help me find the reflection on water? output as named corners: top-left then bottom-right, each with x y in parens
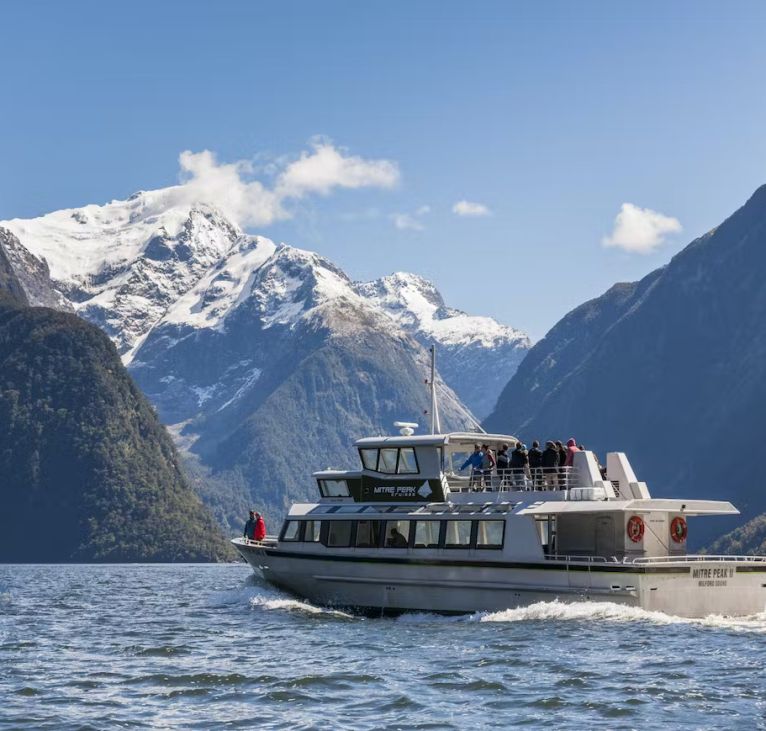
top-left (1, 564), bottom-right (765, 730)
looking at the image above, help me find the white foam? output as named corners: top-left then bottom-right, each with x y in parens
top-left (472, 600), bottom-right (766, 633)
top-left (250, 595), bottom-right (357, 620)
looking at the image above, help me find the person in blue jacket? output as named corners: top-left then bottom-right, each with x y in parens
top-left (460, 444), bottom-right (484, 486)
top-left (243, 510), bottom-right (256, 540)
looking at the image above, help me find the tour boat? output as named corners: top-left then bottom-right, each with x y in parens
top-left (232, 352), bottom-right (766, 618)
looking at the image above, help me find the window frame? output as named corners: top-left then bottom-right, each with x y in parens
top-left (396, 447), bottom-right (420, 475)
top-left (443, 519), bottom-right (473, 549)
top-left (383, 519), bottom-right (412, 548)
top-left (303, 520), bottom-right (321, 543)
top-left (319, 479), bottom-right (351, 498)
top-left (413, 520), bottom-right (442, 549)
top-left (323, 520), bottom-right (355, 548)
top-left (475, 520), bottom-right (505, 550)
top-left (280, 520), bottom-right (302, 542)
top-left (359, 448), bottom-right (379, 471)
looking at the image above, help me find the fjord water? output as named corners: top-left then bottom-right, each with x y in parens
top-left (2, 565), bottom-right (765, 730)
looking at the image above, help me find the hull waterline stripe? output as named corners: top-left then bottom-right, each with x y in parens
top-left (235, 544), bottom-right (691, 574)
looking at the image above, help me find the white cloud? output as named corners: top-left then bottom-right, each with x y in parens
top-left (163, 141), bottom-right (400, 229)
top-left (602, 202), bottom-right (682, 254)
top-left (390, 204), bottom-right (430, 231)
top-left (452, 200), bottom-right (490, 217)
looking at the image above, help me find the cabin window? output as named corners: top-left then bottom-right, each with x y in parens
top-left (397, 447), bottom-right (419, 474)
top-left (414, 521), bottom-right (441, 548)
top-left (360, 449), bottom-right (378, 471)
top-left (379, 448), bottom-right (399, 474)
top-left (281, 520), bottom-right (301, 542)
top-left (355, 520), bottom-right (383, 548)
top-left (319, 479), bottom-right (350, 497)
top-left (326, 521), bottom-right (353, 547)
top-left (384, 520), bottom-right (411, 548)
top-left (444, 520), bottom-right (472, 548)
top-left (304, 520), bottom-right (321, 542)
top-left (476, 521), bottom-right (505, 549)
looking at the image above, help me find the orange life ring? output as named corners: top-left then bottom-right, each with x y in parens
top-left (670, 516), bottom-right (688, 543)
top-left (627, 515), bottom-right (644, 543)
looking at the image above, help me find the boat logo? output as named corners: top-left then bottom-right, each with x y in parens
top-left (417, 484), bottom-right (433, 499)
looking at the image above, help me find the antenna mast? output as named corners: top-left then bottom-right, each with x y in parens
top-left (429, 345), bottom-right (441, 435)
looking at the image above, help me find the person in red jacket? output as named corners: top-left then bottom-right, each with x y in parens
top-left (564, 438), bottom-right (580, 467)
top-left (254, 512), bottom-right (267, 541)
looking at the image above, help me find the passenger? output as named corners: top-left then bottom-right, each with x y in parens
top-left (496, 444), bottom-right (511, 488)
top-left (254, 512), bottom-right (267, 541)
top-left (542, 441), bottom-right (559, 490)
top-left (555, 440), bottom-right (567, 488)
top-left (388, 526), bottom-right (408, 548)
top-left (460, 444), bottom-right (485, 487)
top-left (510, 441), bottom-right (529, 489)
top-left (480, 443), bottom-right (496, 487)
top-left (243, 510), bottom-right (256, 540)
top-left (565, 438), bottom-right (580, 467)
top-left (528, 440), bottom-right (543, 488)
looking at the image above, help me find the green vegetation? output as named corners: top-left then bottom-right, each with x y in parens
top-left (707, 515), bottom-right (766, 556)
top-left (0, 300), bottom-right (233, 562)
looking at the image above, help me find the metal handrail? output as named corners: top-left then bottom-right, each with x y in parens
top-left (446, 466), bottom-right (576, 493)
top-left (631, 554), bottom-right (766, 564)
top-left (543, 554), bottom-right (609, 564)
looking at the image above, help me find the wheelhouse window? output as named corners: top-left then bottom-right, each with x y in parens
top-left (414, 521), bottom-right (441, 548)
top-left (319, 479), bottom-right (350, 497)
top-left (355, 520), bottom-right (382, 548)
top-left (379, 448), bottom-right (399, 474)
top-left (304, 520), bottom-right (321, 542)
top-left (360, 449), bottom-right (378, 471)
top-left (384, 520), bottom-right (411, 548)
top-left (445, 520), bottom-right (472, 548)
top-left (358, 447), bottom-right (420, 475)
top-left (397, 447), bottom-right (419, 474)
top-left (326, 521), bottom-right (353, 548)
top-left (476, 521), bottom-right (505, 549)
top-left (281, 520), bottom-right (301, 542)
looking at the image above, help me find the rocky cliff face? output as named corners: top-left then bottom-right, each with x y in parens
top-left (2, 192), bottom-right (527, 528)
top-left (485, 185), bottom-right (766, 545)
top-left (0, 229), bottom-right (231, 562)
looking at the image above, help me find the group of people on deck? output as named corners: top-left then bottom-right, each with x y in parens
top-left (458, 439), bottom-right (583, 490)
top-left (243, 510), bottom-right (267, 541)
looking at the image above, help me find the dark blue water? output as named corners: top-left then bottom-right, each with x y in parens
top-left (1, 564), bottom-right (765, 730)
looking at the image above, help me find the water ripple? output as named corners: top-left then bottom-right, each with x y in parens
top-left (1, 564), bottom-right (765, 730)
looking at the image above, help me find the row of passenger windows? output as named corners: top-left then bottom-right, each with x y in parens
top-left (359, 447), bottom-right (420, 475)
top-left (280, 518), bottom-right (505, 550)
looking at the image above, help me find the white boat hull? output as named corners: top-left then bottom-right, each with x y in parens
top-left (233, 540), bottom-right (766, 618)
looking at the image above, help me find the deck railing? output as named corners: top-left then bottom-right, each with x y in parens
top-left (631, 554), bottom-right (766, 564)
top-left (446, 466), bottom-right (576, 493)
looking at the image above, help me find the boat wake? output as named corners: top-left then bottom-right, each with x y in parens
top-left (249, 594), bottom-right (357, 620)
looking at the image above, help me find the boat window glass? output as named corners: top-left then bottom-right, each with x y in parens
top-left (414, 521), bottom-right (440, 548)
top-left (337, 505), bottom-right (364, 514)
top-left (476, 521), bottom-right (505, 549)
top-left (444, 520), bottom-right (472, 548)
top-left (485, 504), bottom-right (514, 513)
top-left (320, 479), bottom-right (350, 497)
top-left (326, 521), bottom-right (353, 548)
top-left (355, 520), bottom-right (383, 548)
top-left (281, 521), bottom-right (301, 542)
top-left (392, 506), bottom-right (414, 513)
top-left (360, 448), bottom-right (378, 471)
top-left (458, 505), bottom-right (480, 513)
top-left (304, 520), bottom-right (321, 542)
top-left (397, 447), bottom-right (419, 474)
top-left (384, 520), bottom-right (411, 548)
top-left (448, 449), bottom-right (472, 474)
top-left (379, 448), bottom-right (399, 474)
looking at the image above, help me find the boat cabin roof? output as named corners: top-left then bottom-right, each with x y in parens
top-left (354, 432), bottom-right (518, 449)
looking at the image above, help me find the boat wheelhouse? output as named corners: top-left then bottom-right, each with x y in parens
top-left (233, 428), bottom-right (766, 617)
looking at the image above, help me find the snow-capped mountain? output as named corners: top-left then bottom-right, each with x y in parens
top-left (356, 273), bottom-right (530, 417)
top-left (2, 190), bottom-right (530, 526)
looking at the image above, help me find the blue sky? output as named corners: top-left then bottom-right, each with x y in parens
top-left (1, 0), bottom-right (765, 338)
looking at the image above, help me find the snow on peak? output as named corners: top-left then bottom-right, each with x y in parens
top-left (356, 272), bottom-right (529, 349)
